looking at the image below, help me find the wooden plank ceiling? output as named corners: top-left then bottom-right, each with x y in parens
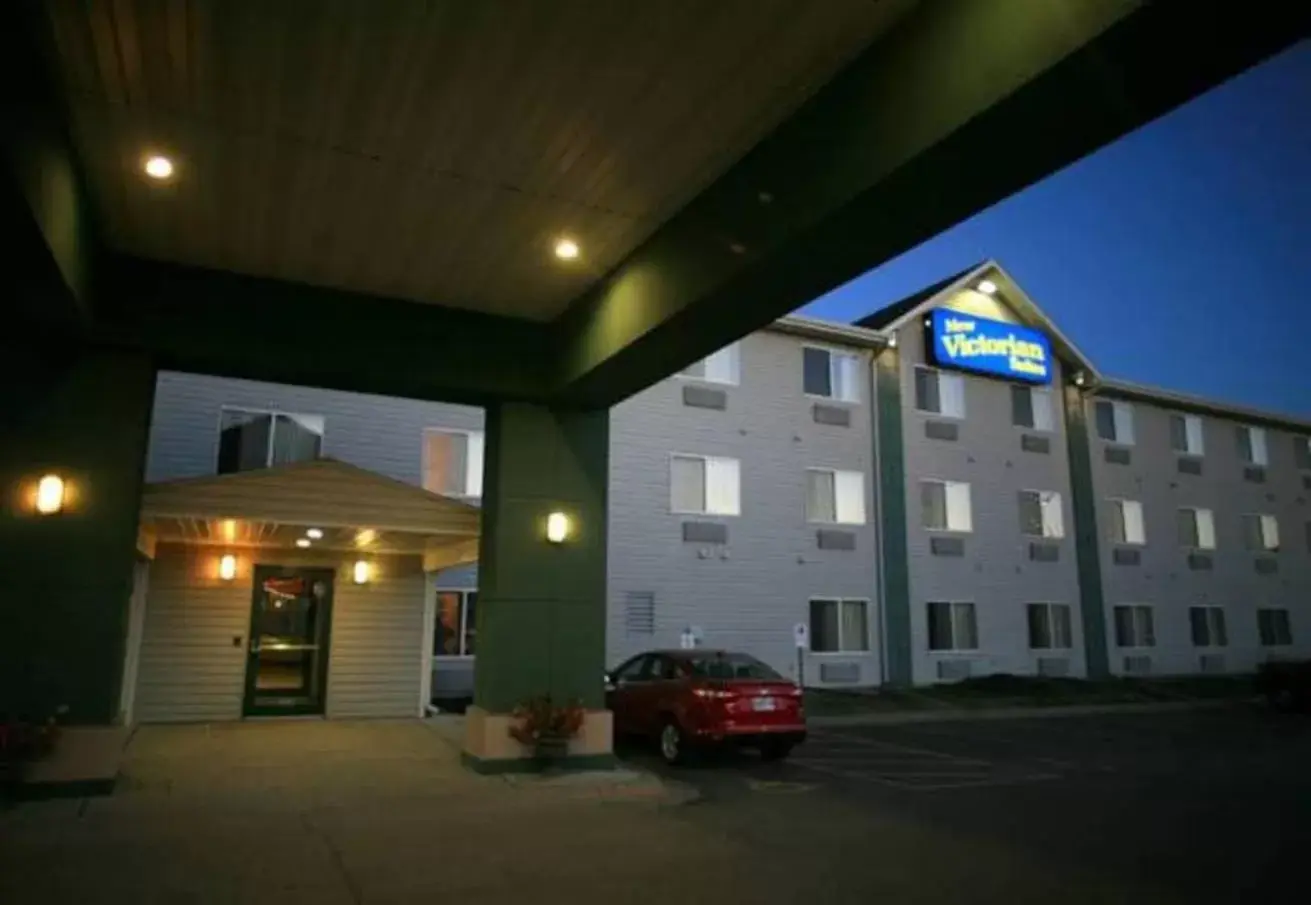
top-left (42, 0), bottom-right (911, 321)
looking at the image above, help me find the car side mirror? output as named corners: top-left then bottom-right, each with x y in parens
top-left (603, 672), bottom-right (616, 692)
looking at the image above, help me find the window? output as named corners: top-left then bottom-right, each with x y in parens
top-left (1108, 499), bottom-right (1146, 545)
top-left (805, 469), bottom-right (866, 524)
top-left (809, 599), bottom-right (870, 653)
top-left (1094, 400), bottom-right (1135, 444)
top-left (1170, 413), bottom-right (1205, 456)
top-left (803, 346), bottom-right (861, 402)
top-left (217, 408), bottom-right (324, 474)
top-left (680, 342), bottom-right (740, 385)
top-left (1189, 606), bottom-right (1228, 648)
top-left (1011, 384), bottom-right (1054, 431)
top-left (670, 455), bottom-right (740, 516)
top-left (921, 480), bottom-right (972, 532)
top-left (1113, 605), bottom-right (1155, 648)
top-left (1236, 425), bottom-right (1269, 466)
top-left (927, 602), bottom-right (978, 651)
top-left (610, 655), bottom-right (653, 683)
top-left (1258, 608), bottom-right (1293, 647)
top-left (1017, 490), bottom-right (1064, 538)
top-left (1242, 513), bottom-right (1280, 552)
top-left (423, 429), bottom-right (485, 497)
top-left (915, 366), bottom-right (966, 418)
top-left (1296, 437), bottom-right (1311, 471)
top-left (1027, 603), bottom-right (1073, 650)
top-left (433, 589), bottom-right (477, 657)
top-left (1177, 508), bottom-right (1217, 550)
top-left (685, 652), bottom-right (782, 680)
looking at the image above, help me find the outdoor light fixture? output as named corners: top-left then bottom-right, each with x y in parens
top-left (353, 560), bottom-right (371, 584)
top-left (554, 238), bottom-right (580, 260)
top-left (306, 527), bottom-right (324, 540)
top-left (546, 511), bottom-right (571, 544)
top-left (887, 335), bottom-right (898, 349)
top-left (1074, 372), bottom-right (1086, 387)
top-left (221, 518), bottom-right (237, 542)
top-left (977, 279), bottom-right (998, 295)
top-left (143, 155), bottom-right (174, 180)
top-left (219, 554), bottom-right (237, 581)
top-left (296, 538), bottom-right (312, 549)
top-left (35, 474), bottom-right (65, 514)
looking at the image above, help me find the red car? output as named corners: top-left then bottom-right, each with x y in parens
top-left (605, 649), bottom-right (806, 765)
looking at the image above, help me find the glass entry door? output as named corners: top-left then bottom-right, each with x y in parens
top-left (244, 566), bottom-right (334, 716)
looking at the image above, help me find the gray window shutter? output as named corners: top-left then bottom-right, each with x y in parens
top-left (806, 471), bottom-right (836, 522)
top-left (1169, 415), bottom-right (1187, 452)
top-left (921, 482), bottom-right (947, 530)
top-left (1017, 491), bottom-right (1042, 535)
top-left (1177, 510), bottom-right (1198, 548)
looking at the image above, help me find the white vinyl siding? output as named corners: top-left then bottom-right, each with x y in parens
top-left (1094, 400), bottom-right (1135, 444)
top-left (809, 598), bottom-right (870, 653)
top-left (1108, 499), bottom-right (1146, 545)
top-left (915, 366), bottom-right (966, 418)
top-left (670, 454), bottom-right (740, 516)
top-left (680, 343), bottom-right (741, 385)
top-left (803, 346), bottom-right (861, 403)
top-left (921, 480), bottom-right (972, 532)
top-left (805, 469), bottom-right (866, 525)
top-left (1236, 425), bottom-right (1269, 466)
top-left (1177, 508), bottom-right (1216, 550)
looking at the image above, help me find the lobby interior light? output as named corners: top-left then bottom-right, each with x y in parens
top-left (546, 511), bottom-right (571, 544)
top-left (306, 527), bottom-right (324, 540)
top-left (143, 154), bottom-right (174, 180)
top-left (296, 538), bottom-right (312, 549)
top-left (977, 279), bottom-right (998, 295)
top-left (353, 560), bottom-right (371, 584)
top-left (554, 238), bottom-right (580, 260)
top-left (35, 474), bottom-right (65, 514)
top-left (219, 554), bottom-right (237, 581)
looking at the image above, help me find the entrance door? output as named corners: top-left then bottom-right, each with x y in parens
top-left (244, 566), bottom-right (334, 716)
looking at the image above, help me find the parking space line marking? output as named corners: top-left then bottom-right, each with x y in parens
top-left (805, 731), bottom-right (993, 766)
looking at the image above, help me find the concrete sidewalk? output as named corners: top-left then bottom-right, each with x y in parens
top-left (808, 697), bottom-right (1248, 728)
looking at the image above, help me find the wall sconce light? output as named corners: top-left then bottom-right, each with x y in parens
top-left (1074, 372), bottom-right (1086, 387)
top-left (35, 474), bottom-right (65, 514)
top-left (353, 560), bottom-right (371, 584)
top-left (546, 511), bottom-right (571, 544)
top-left (887, 335), bottom-right (898, 349)
top-left (219, 554), bottom-right (237, 581)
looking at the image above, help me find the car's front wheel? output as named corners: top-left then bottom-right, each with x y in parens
top-left (759, 740), bottom-right (794, 762)
top-left (659, 718), bottom-right (688, 766)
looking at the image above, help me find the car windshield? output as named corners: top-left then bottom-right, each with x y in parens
top-left (684, 653), bottom-right (781, 680)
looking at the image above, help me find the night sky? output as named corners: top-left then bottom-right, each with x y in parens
top-left (802, 40), bottom-right (1310, 418)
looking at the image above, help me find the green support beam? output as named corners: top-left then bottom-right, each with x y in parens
top-left (95, 256), bottom-right (556, 407)
top-left (473, 403), bottom-right (609, 712)
top-left (874, 348), bottom-right (913, 686)
top-left (0, 342), bottom-right (156, 723)
top-left (1065, 384), bottom-right (1111, 679)
top-left (552, 1), bottom-right (1311, 407)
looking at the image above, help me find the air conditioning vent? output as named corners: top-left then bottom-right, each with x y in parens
top-left (1199, 653), bottom-right (1226, 674)
top-left (1122, 655), bottom-right (1152, 675)
top-left (819, 662), bottom-right (861, 684)
top-left (1037, 657), bottom-right (1070, 677)
top-left (936, 659), bottom-right (973, 681)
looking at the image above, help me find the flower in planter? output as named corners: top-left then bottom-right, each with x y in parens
top-left (507, 695), bottom-right (585, 753)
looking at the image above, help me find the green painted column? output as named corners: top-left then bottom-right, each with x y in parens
top-left (0, 342), bottom-right (156, 723)
top-left (1063, 384), bottom-right (1110, 679)
top-left (473, 402), bottom-right (608, 712)
top-left (874, 348), bottom-right (913, 686)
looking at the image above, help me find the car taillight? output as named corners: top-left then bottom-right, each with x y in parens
top-left (691, 687), bottom-right (734, 700)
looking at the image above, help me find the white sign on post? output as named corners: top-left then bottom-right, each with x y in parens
top-left (793, 623), bottom-right (809, 650)
top-left (680, 628), bottom-right (696, 650)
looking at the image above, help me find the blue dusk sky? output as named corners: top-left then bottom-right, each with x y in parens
top-left (801, 40), bottom-right (1310, 418)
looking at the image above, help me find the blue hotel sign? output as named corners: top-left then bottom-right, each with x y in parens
top-left (926, 309), bottom-right (1052, 385)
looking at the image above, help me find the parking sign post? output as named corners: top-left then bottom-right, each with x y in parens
top-left (793, 623), bottom-right (808, 686)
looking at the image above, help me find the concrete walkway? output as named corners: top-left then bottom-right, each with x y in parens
top-left (0, 720), bottom-right (701, 905)
top-left (808, 697), bottom-right (1247, 728)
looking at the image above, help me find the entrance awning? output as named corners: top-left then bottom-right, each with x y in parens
top-left (138, 458), bottom-right (480, 571)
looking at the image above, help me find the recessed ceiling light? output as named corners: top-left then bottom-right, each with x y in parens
top-left (977, 279), bottom-right (998, 295)
top-left (306, 528), bottom-right (324, 540)
top-left (295, 538), bottom-right (311, 548)
top-left (143, 155), bottom-right (174, 180)
top-left (554, 238), bottom-right (580, 260)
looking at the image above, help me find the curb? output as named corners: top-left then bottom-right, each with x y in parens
top-left (808, 697), bottom-right (1247, 728)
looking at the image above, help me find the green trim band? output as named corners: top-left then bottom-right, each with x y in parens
top-left (875, 348), bottom-right (913, 686)
top-left (1064, 384), bottom-right (1110, 678)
